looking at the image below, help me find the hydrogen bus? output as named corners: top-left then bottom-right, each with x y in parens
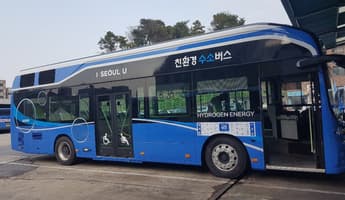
top-left (10, 23), bottom-right (345, 178)
top-left (0, 103), bottom-right (10, 132)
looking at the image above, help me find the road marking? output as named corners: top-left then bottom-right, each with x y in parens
top-left (242, 182), bottom-right (345, 196)
top-left (5, 161), bottom-right (227, 184)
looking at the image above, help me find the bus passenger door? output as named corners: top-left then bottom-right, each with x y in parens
top-left (261, 73), bottom-right (323, 170)
top-left (95, 93), bottom-right (133, 158)
top-left (113, 93), bottom-right (133, 157)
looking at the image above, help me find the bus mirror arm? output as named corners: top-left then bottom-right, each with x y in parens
top-left (297, 55), bottom-right (345, 69)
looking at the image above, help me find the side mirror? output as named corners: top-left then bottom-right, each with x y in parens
top-left (297, 55), bottom-right (345, 69)
top-left (335, 88), bottom-right (345, 132)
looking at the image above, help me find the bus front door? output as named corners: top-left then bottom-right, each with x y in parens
top-left (95, 93), bottom-right (133, 158)
top-left (261, 73), bottom-right (324, 171)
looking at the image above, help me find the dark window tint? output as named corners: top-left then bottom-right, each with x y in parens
top-left (48, 87), bottom-right (90, 122)
top-left (20, 73), bottom-right (35, 87)
top-left (148, 74), bottom-right (191, 118)
top-left (49, 96), bottom-right (77, 122)
top-left (39, 70), bottom-right (55, 85)
top-left (15, 91), bottom-right (48, 121)
top-left (196, 77), bottom-right (251, 113)
top-left (79, 96), bottom-right (90, 120)
top-left (136, 87), bottom-right (145, 118)
top-left (0, 109), bottom-right (10, 116)
top-left (0, 104), bottom-right (9, 109)
top-left (195, 65), bottom-right (260, 121)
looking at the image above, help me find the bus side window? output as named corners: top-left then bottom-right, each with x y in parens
top-left (148, 74), bottom-right (190, 118)
top-left (48, 87), bottom-right (90, 122)
top-left (137, 87), bottom-right (145, 118)
top-left (196, 77), bottom-right (251, 114)
top-left (149, 84), bottom-right (188, 116)
top-left (49, 96), bottom-right (78, 122)
top-left (79, 96), bottom-right (90, 121)
top-left (208, 93), bottom-right (228, 112)
top-left (197, 93), bottom-right (221, 113)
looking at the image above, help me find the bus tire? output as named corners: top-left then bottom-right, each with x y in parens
top-left (55, 136), bottom-right (76, 165)
top-left (205, 136), bottom-right (248, 179)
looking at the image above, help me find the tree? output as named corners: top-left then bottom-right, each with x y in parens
top-left (98, 12), bottom-right (246, 52)
top-left (166, 25), bottom-right (176, 40)
top-left (130, 27), bottom-right (147, 47)
top-left (190, 20), bottom-right (205, 36)
top-left (130, 19), bottom-right (169, 46)
top-left (98, 31), bottom-right (128, 53)
top-left (211, 12), bottom-right (245, 31)
top-left (98, 31), bottom-right (117, 52)
top-left (115, 35), bottom-right (129, 49)
top-left (173, 21), bottom-right (190, 39)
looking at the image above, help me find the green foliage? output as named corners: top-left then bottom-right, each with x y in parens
top-left (98, 31), bottom-right (129, 53)
top-left (129, 19), bottom-right (191, 46)
top-left (211, 12), bottom-right (245, 31)
top-left (98, 11), bottom-right (244, 52)
top-left (167, 21), bottom-right (193, 40)
top-left (173, 21), bottom-right (190, 39)
top-left (131, 19), bottom-right (170, 46)
top-left (190, 20), bottom-right (205, 36)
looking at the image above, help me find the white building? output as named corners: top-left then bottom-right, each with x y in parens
top-left (0, 80), bottom-right (10, 100)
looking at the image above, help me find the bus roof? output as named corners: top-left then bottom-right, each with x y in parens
top-left (13, 23), bottom-right (320, 91)
top-left (19, 23), bottom-right (318, 75)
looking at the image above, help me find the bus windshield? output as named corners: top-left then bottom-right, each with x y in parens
top-left (325, 62), bottom-right (345, 121)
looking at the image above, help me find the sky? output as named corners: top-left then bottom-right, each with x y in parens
top-left (0, 0), bottom-right (290, 87)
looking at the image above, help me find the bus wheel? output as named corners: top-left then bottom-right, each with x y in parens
top-left (205, 136), bottom-right (248, 179)
top-left (55, 136), bottom-right (76, 165)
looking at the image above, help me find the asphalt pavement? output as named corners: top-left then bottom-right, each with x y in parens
top-left (1, 133), bottom-right (345, 200)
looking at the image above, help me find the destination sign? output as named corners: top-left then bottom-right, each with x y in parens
top-left (174, 49), bottom-right (232, 68)
top-left (95, 66), bottom-right (128, 79)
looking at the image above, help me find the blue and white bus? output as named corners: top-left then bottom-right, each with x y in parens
top-left (0, 103), bottom-right (10, 132)
top-left (10, 23), bottom-right (345, 178)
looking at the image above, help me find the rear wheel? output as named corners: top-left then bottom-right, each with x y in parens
top-left (55, 136), bottom-right (76, 165)
top-left (205, 136), bottom-right (248, 178)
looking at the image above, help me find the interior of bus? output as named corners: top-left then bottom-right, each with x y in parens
top-left (260, 60), bottom-right (324, 171)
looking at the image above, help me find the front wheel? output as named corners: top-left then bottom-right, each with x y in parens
top-left (205, 136), bottom-right (248, 178)
top-left (55, 136), bottom-right (76, 165)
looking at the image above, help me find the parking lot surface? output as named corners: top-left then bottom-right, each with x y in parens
top-left (1, 133), bottom-right (345, 200)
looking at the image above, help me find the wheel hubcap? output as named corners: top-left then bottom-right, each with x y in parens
top-left (211, 144), bottom-right (238, 172)
top-left (58, 141), bottom-right (71, 161)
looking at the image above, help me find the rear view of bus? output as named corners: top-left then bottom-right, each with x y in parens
top-left (9, 23), bottom-right (345, 178)
top-left (0, 104), bottom-right (10, 132)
